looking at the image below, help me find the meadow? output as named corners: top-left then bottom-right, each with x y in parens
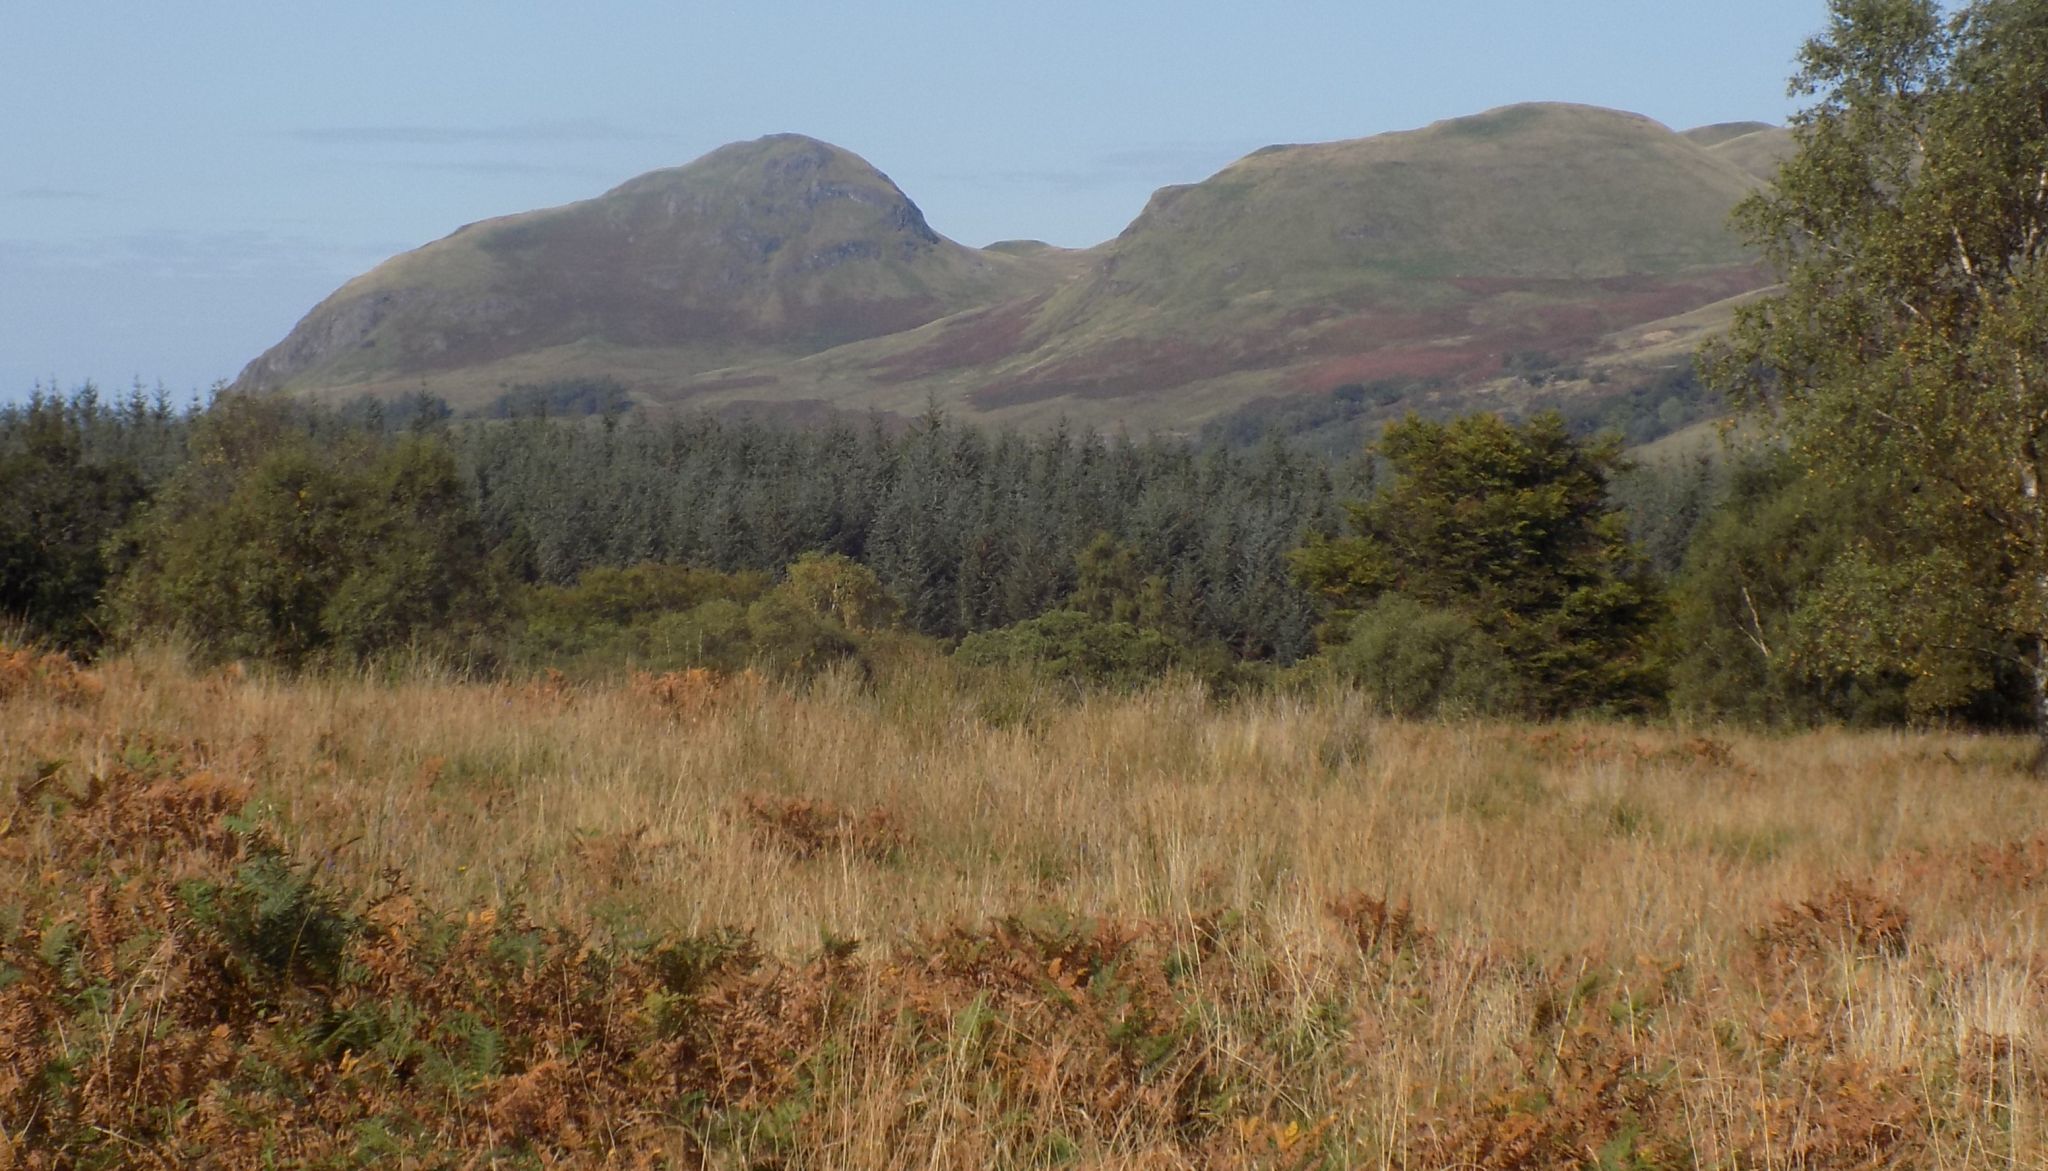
top-left (4, 644), bottom-right (2045, 1168)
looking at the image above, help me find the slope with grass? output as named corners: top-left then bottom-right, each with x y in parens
top-left (244, 105), bottom-right (1782, 434)
top-left (668, 105), bottom-right (1775, 431)
top-left (235, 135), bottom-right (1069, 405)
top-left (1688, 120), bottom-right (1798, 182)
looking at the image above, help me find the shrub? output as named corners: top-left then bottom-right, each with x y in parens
top-left (954, 609), bottom-right (1178, 690)
top-left (1323, 596), bottom-right (1514, 717)
top-left (111, 403), bottom-right (502, 668)
top-left (742, 592), bottom-right (861, 679)
top-left (778, 553), bottom-right (899, 634)
top-left (1294, 412), bottom-right (1663, 717)
top-left (511, 565), bottom-right (771, 673)
top-left (182, 837), bottom-right (357, 984)
top-left (512, 560), bottom-right (877, 680)
top-left (0, 409), bottom-right (150, 651)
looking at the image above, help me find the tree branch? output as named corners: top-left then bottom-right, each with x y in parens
top-left (1952, 224), bottom-right (1985, 295)
top-left (1738, 583), bottom-right (1773, 660)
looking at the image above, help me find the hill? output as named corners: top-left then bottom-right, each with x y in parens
top-left (235, 135), bottom-right (1064, 400)
top-left (241, 105), bottom-right (1781, 434)
top-left (1681, 120), bottom-right (1777, 147)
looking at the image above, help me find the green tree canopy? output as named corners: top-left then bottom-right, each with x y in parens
top-left (1293, 411), bottom-right (1662, 716)
top-left (1706, 0), bottom-right (2048, 752)
top-left (954, 609), bottom-right (1179, 691)
top-left (0, 398), bottom-right (150, 650)
top-left (778, 552), bottom-right (901, 634)
top-left (111, 397), bottom-right (502, 668)
top-left (1660, 450), bottom-right (2034, 726)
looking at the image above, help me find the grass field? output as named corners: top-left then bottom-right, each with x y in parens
top-left (4, 645), bottom-right (2045, 1167)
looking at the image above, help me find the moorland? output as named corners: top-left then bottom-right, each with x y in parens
top-left (5, 646), bottom-right (2044, 1167)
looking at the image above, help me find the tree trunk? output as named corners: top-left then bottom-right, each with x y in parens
top-left (2023, 440), bottom-right (2046, 774)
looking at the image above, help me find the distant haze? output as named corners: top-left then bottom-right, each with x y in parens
top-left (2, 1), bottom-right (1827, 398)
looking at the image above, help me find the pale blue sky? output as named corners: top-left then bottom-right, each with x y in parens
top-left (2, 1), bottom-right (1829, 398)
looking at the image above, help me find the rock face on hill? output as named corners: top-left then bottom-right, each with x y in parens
top-left (240, 105), bottom-right (1784, 433)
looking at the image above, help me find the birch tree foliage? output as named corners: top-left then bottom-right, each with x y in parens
top-left (1706, 0), bottom-right (2048, 711)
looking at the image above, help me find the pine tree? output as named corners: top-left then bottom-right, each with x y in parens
top-left (1295, 412), bottom-right (1663, 715)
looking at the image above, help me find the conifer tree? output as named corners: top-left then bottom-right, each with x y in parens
top-left (1295, 412), bottom-right (1663, 715)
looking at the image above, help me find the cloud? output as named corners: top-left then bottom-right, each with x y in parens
top-left (7, 186), bottom-right (101, 201)
top-left (291, 118), bottom-right (656, 146)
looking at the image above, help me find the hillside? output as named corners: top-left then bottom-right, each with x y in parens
top-left (1701, 124), bottom-right (1797, 183)
top-left (242, 105), bottom-right (1782, 433)
top-left (235, 135), bottom-right (1064, 399)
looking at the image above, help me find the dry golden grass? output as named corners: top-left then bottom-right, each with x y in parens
top-left (5, 645), bottom-right (2046, 1167)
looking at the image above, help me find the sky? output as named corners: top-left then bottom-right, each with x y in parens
top-left (2, 1), bottom-right (1831, 400)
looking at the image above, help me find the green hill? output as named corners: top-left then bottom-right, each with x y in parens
top-left (235, 135), bottom-right (1058, 403)
top-left (1102, 104), bottom-right (1756, 292)
top-left (1681, 120), bottom-right (1778, 147)
top-left (244, 105), bottom-right (1779, 434)
top-left (650, 105), bottom-right (1771, 430)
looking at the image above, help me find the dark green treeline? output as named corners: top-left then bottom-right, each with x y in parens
top-left (456, 407), bottom-right (1348, 660)
top-left (1, 383), bottom-right (2031, 729)
top-left (2, 388), bottom-right (1350, 664)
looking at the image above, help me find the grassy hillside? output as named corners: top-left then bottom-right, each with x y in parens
top-left (236, 136), bottom-right (1060, 405)
top-left (1704, 125), bottom-right (1798, 182)
top-left (1681, 120), bottom-right (1779, 147)
top-left (1092, 104), bottom-right (1757, 295)
top-left (250, 106), bottom-right (1779, 435)
top-left (650, 105), bottom-right (1773, 432)
top-left (6, 646), bottom-right (2045, 1166)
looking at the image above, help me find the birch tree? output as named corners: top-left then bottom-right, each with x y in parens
top-left (1708, 0), bottom-right (2048, 755)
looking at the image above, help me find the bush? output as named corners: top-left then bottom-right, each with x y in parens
top-left (954, 609), bottom-right (1178, 690)
top-left (181, 837), bottom-right (356, 984)
top-left (526, 563), bottom-right (771, 628)
top-left (509, 559), bottom-right (886, 680)
top-left (0, 410), bottom-right (151, 651)
top-left (777, 553), bottom-right (900, 634)
top-left (1324, 596), bottom-right (1514, 718)
top-left (742, 592), bottom-right (861, 678)
top-left (110, 402), bottom-right (503, 668)
top-left (513, 564), bottom-right (772, 671)
top-left (1294, 412), bottom-right (1663, 717)
top-left (640, 599), bottom-right (755, 673)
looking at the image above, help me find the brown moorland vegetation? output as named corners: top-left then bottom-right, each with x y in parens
top-left (4, 645), bottom-right (2046, 1168)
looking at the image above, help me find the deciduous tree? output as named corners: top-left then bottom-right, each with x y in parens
top-left (1706, 0), bottom-right (2048, 756)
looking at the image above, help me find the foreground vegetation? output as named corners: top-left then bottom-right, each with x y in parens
top-left (5, 646), bottom-right (2045, 1167)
